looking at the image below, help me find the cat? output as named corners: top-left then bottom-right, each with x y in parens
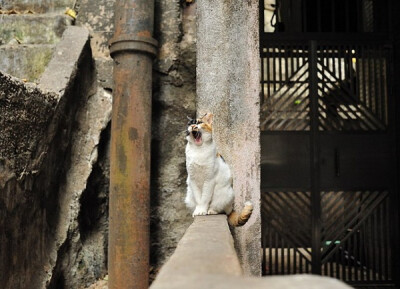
top-left (185, 113), bottom-right (253, 226)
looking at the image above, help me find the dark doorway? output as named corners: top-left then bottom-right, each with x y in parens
top-left (260, 0), bottom-right (399, 287)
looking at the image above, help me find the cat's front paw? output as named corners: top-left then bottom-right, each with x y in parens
top-left (192, 206), bottom-right (207, 217)
top-left (207, 208), bottom-right (218, 215)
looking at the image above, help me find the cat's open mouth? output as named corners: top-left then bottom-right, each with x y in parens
top-left (191, 130), bottom-right (202, 143)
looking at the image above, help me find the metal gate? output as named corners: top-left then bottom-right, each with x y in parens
top-left (260, 38), bottom-right (398, 287)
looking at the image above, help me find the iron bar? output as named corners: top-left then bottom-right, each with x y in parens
top-left (109, 1), bottom-right (157, 289)
top-left (310, 40), bottom-right (322, 275)
top-left (269, 226), bottom-right (272, 275)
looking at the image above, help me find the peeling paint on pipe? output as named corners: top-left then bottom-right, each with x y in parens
top-left (109, 1), bottom-right (157, 289)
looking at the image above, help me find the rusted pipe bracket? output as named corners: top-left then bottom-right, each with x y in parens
top-left (109, 35), bottom-right (158, 57)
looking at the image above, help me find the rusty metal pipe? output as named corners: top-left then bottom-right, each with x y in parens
top-left (109, 1), bottom-right (157, 289)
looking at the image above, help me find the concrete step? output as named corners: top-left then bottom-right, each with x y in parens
top-left (0, 44), bottom-right (55, 81)
top-left (0, 13), bottom-right (72, 45)
top-left (1, 0), bottom-right (75, 13)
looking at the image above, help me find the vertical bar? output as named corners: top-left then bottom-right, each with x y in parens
top-left (320, 44), bottom-right (326, 130)
top-left (273, 46), bottom-right (277, 92)
top-left (261, 53), bottom-right (265, 107)
top-left (275, 231), bottom-right (279, 274)
top-left (354, 229), bottom-right (358, 281)
top-left (371, 48), bottom-right (378, 116)
top-left (287, 245), bottom-right (291, 275)
top-left (360, 223), bottom-right (365, 281)
top-left (293, 241), bottom-right (297, 273)
top-left (362, 46), bottom-right (368, 108)
top-left (341, 243), bottom-right (345, 280)
top-left (385, 198), bottom-right (390, 279)
top-left (290, 45), bottom-right (294, 83)
top-left (310, 40), bottom-right (322, 275)
top-left (281, 236), bottom-right (285, 274)
top-left (349, 45), bottom-right (355, 96)
top-left (336, 245), bottom-right (340, 279)
top-left (378, 204), bottom-right (383, 280)
top-left (269, 225), bottom-right (273, 275)
top-left (285, 45), bottom-right (289, 87)
top-left (366, 217), bottom-right (371, 281)
top-left (338, 45), bottom-right (343, 82)
top-left (266, 48), bottom-right (271, 101)
top-left (356, 45), bottom-right (362, 105)
top-left (367, 47), bottom-right (373, 114)
top-left (299, 251), bottom-right (303, 273)
top-left (372, 208), bottom-right (377, 281)
top-left (347, 234), bottom-right (352, 281)
top-left (262, 229), bottom-right (266, 275)
top-left (109, 1), bottom-right (157, 289)
top-left (378, 46), bottom-right (385, 122)
top-left (279, 44), bottom-right (283, 94)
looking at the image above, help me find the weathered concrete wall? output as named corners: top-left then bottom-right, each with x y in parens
top-left (0, 26), bottom-right (112, 289)
top-left (0, 45), bottom-right (55, 81)
top-left (151, 0), bottom-right (196, 268)
top-left (0, 14), bottom-right (71, 45)
top-left (0, 0), bottom-right (74, 13)
top-left (0, 5), bottom-right (73, 82)
top-left (196, 0), bottom-right (261, 276)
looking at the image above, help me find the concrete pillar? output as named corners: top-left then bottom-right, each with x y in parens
top-left (196, 0), bottom-right (261, 275)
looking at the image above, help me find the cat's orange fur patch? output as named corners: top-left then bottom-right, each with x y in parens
top-left (200, 122), bottom-right (212, 133)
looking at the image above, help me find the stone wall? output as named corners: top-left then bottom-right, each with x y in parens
top-left (0, 26), bottom-right (100, 289)
top-left (196, 0), bottom-right (261, 275)
top-left (151, 0), bottom-right (196, 267)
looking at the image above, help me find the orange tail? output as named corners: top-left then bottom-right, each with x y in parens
top-left (228, 201), bottom-right (253, 226)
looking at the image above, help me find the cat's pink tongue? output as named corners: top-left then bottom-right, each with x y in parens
top-left (195, 137), bottom-right (201, 144)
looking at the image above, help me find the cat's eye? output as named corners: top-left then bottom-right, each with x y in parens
top-left (187, 119), bottom-right (196, 126)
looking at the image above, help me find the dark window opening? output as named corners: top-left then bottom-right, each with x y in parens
top-left (262, 0), bottom-right (391, 34)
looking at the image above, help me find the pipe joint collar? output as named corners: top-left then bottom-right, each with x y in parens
top-left (109, 35), bottom-right (158, 57)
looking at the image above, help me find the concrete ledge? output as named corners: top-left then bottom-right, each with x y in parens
top-left (39, 26), bottom-right (90, 94)
top-left (152, 215), bottom-right (242, 283)
top-left (150, 215), bottom-right (352, 289)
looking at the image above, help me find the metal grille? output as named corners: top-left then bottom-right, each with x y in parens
top-left (261, 191), bottom-right (393, 282)
top-left (317, 44), bottom-right (389, 131)
top-left (261, 44), bottom-right (310, 131)
top-left (321, 191), bottom-right (392, 282)
top-left (261, 42), bottom-right (391, 132)
top-left (262, 191), bottom-right (312, 275)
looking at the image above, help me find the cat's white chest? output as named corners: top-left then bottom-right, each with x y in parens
top-left (186, 143), bottom-right (216, 184)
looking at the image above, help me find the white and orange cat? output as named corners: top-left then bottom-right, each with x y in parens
top-left (185, 113), bottom-right (252, 226)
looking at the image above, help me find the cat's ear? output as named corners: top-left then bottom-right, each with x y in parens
top-left (202, 113), bottom-right (213, 125)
